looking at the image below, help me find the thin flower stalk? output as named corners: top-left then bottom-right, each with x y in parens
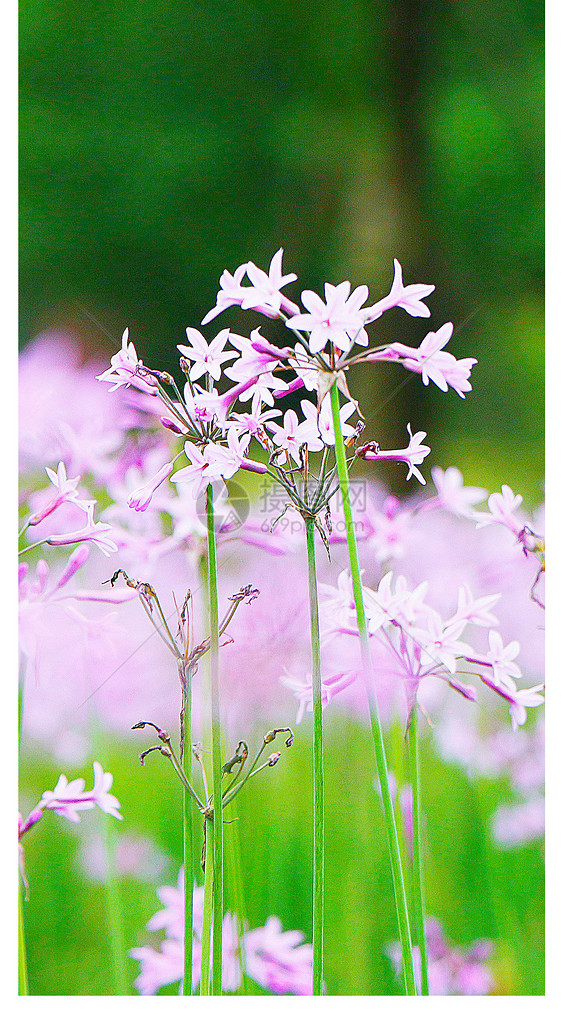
top-left (200, 816), bottom-right (215, 996)
top-left (19, 884), bottom-right (29, 995)
top-left (180, 666), bottom-right (194, 995)
top-left (390, 720), bottom-right (411, 903)
top-left (408, 706), bottom-right (429, 995)
top-left (224, 797), bottom-right (250, 995)
top-left (305, 517), bottom-right (324, 995)
top-left (206, 485), bottom-right (223, 994)
top-left (329, 381), bottom-right (416, 996)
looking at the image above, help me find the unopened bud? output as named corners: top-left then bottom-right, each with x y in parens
top-left (268, 752), bottom-right (281, 766)
top-left (161, 416), bottom-right (185, 435)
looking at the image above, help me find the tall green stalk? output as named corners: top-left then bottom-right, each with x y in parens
top-left (224, 797), bottom-right (249, 995)
top-left (305, 517), bottom-right (324, 995)
top-left (18, 883), bottom-right (29, 995)
top-left (329, 382), bottom-right (416, 996)
top-left (182, 676), bottom-right (194, 995)
top-left (206, 485), bottom-right (223, 994)
top-left (200, 818), bottom-right (215, 996)
top-left (408, 706), bottom-right (428, 995)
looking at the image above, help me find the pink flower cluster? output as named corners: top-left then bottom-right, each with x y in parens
top-left (130, 866), bottom-right (313, 995)
top-left (316, 564), bottom-right (543, 730)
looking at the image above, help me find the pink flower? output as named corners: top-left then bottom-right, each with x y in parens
top-left (224, 427), bottom-right (268, 474)
top-left (97, 328), bottom-right (158, 395)
top-left (452, 586), bottom-right (500, 628)
top-left (267, 407), bottom-right (322, 462)
top-left (299, 397), bottom-right (356, 447)
top-left (474, 484), bottom-right (525, 538)
top-left (484, 630), bottom-right (522, 684)
top-left (170, 442), bottom-right (228, 499)
top-left (357, 424), bottom-right (431, 484)
top-left (46, 506), bottom-right (118, 556)
top-left (27, 462), bottom-right (94, 526)
top-left (244, 917), bottom-right (313, 995)
top-left (130, 940), bottom-right (186, 995)
top-left (201, 250), bottom-right (299, 325)
top-left (363, 496), bottom-right (413, 563)
top-left (364, 259), bottom-right (435, 321)
top-left (286, 280), bottom-right (370, 353)
top-left (131, 869), bottom-right (312, 995)
top-left (177, 328), bottom-right (237, 382)
top-left (477, 668), bottom-right (544, 731)
top-left (391, 323), bottom-right (477, 397)
top-left (411, 609), bottom-right (470, 675)
top-left (492, 795), bottom-right (545, 848)
top-left (431, 466), bottom-right (488, 518)
top-left (90, 761), bottom-right (123, 819)
top-left (242, 248), bottom-right (300, 316)
top-left (228, 392), bottom-right (281, 440)
top-left (280, 669), bottom-right (357, 723)
top-left (201, 263), bottom-right (248, 325)
top-left (387, 918), bottom-right (494, 995)
top-left (365, 571), bottom-right (429, 633)
top-left (38, 762), bottom-right (122, 824)
top-left (127, 461), bottom-right (175, 512)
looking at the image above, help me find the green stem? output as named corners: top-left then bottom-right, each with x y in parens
top-left (18, 883), bottom-right (29, 995)
top-left (408, 706), bottom-right (429, 995)
top-left (329, 382), bottom-right (416, 996)
top-left (206, 485), bottom-right (223, 995)
top-left (182, 681), bottom-right (194, 996)
top-left (391, 719), bottom-right (411, 905)
top-left (305, 517), bottom-right (324, 995)
top-left (200, 819), bottom-right (215, 996)
top-left (224, 797), bottom-right (249, 994)
top-left (18, 538), bottom-right (48, 556)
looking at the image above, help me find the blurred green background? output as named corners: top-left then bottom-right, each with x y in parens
top-left (19, 0), bottom-right (544, 501)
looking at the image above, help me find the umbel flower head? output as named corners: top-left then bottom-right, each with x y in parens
top-left (92, 249), bottom-right (477, 520)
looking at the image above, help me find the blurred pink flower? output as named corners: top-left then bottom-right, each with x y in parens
top-left (131, 868), bottom-right (312, 995)
top-left (127, 461), bottom-right (175, 512)
top-left (387, 917), bottom-right (494, 995)
top-left (46, 507), bottom-right (118, 556)
top-left (474, 485), bottom-right (526, 539)
top-left (431, 466), bottom-right (488, 518)
top-left (492, 794), bottom-right (545, 848)
top-left (19, 761), bottom-right (122, 830)
top-left (280, 669), bottom-right (357, 724)
top-left (245, 917), bottom-right (313, 995)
